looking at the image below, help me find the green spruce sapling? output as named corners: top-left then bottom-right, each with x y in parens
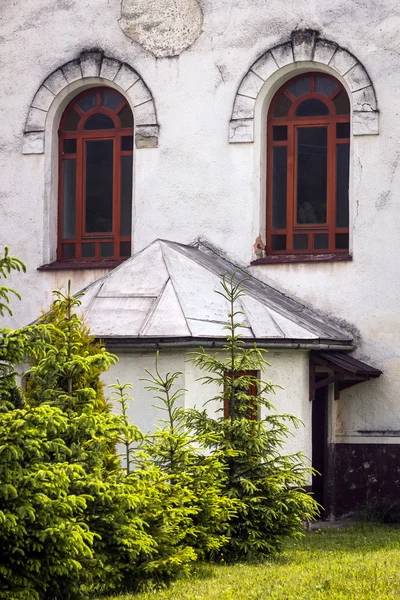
top-left (188, 272), bottom-right (319, 561)
top-left (140, 355), bottom-right (237, 562)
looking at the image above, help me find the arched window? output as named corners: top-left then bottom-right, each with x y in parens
top-left (267, 73), bottom-right (350, 257)
top-left (58, 87), bottom-right (133, 263)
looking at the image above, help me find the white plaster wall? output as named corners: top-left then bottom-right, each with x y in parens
top-left (101, 348), bottom-right (311, 460)
top-left (1, 0), bottom-right (400, 440)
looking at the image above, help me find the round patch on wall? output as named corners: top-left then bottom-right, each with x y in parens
top-left (119, 0), bottom-right (203, 58)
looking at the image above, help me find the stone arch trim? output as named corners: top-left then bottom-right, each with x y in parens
top-left (23, 50), bottom-right (159, 154)
top-left (229, 30), bottom-right (379, 143)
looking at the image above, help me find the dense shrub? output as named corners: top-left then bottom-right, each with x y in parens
top-left (0, 250), bottom-right (319, 598)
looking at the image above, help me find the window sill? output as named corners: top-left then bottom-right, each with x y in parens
top-left (250, 253), bottom-right (352, 266)
top-left (38, 260), bottom-right (125, 271)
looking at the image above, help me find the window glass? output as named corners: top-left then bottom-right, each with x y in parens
top-left (121, 156), bottom-right (133, 237)
top-left (85, 140), bottom-right (113, 233)
top-left (102, 89), bottom-right (124, 111)
top-left (121, 136), bottom-right (134, 151)
top-left (100, 242), bottom-right (114, 258)
top-left (82, 243), bottom-right (96, 258)
top-left (333, 90), bottom-right (350, 114)
top-left (335, 233), bottom-right (349, 250)
top-left (272, 147), bottom-right (287, 229)
top-left (120, 241), bottom-right (131, 257)
top-left (293, 234), bottom-right (308, 250)
top-left (336, 144), bottom-right (350, 228)
top-left (63, 139), bottom-right (77, 154)
top-left (118, 104), bottom-right (134, 128)
top-left (84, 114), bottom-right (115, 130)
top-left (62, 243), bottom-right (75, 259)
top-left (77, 91), bottom-right (97, 112)
top-left (313, 233), bottom-right (329, 250)
top-left (272, 125), bottom-right (287, 141)
top-left (315, 76), bottom-right (338, 96)
top-left (296, 127), bottom-right (327, 224)
top-left (287, 77), bottom-right (310, 97)
top-left (273, 94), bottom-right (292, 118)
top-left (61, 159), bottom-right (76, 239)
top-left (336, 122), bottom-right (350, 138)
top-left (295, 99), bottom-right (329, 117)
top-left (271, 234), bottom-right (286, 251)
top-left (63, 109), bottom-right (80, 132)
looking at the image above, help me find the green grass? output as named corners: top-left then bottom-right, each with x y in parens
top-left (98, 525), bottom-right (400, 600)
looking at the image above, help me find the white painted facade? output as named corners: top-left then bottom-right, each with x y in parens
top-left (1, 0), bottom-right (399, 462)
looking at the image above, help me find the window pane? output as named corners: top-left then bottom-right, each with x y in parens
top-left (315, 76), bottom-right (338, 96)
top-left (336, 233), bottom-right (349, 250)
top-left (297, 127), bottom-right (327, 224)
top-left (84, 114), bottom-right (115, 130)
top-left (100, 242), bottom-right (114, 258)
top-left (336, 144), bottom-right (350, 227)
top-left (102, 89), bottom-right (124, 111)
top-left (62, 243), bottom-right (75, 259)
top-left (271, 146), bottom-right (287, 230)
top-left (286, 77), bottom-right (310, 98)
top-left (336, 122), bottom-right (350, 138)
top-left (295, 99), bottom-right (329, 117)
top-left (85, 140), bottom-right (113, 233)
top-left (63, 139), bottom-right (76, 154)
top-left (271, 234), bottom-right (286, 251)
top-left (273, 94), bottom-right (292, 118)
top-left (333, 90), bottom-right (350, 115)
top-left (120, 155), bottom-right (133, 237)
top-left (118, 104), bottom-right (134, 128)
top-left (121, 135), bottom-right (134, 151)
top-left (313, 233), bottom-right (329, 250)
top-left (272, 125), bottom-right (287, 141)
top-left (63, 109), bottom-right (80, 131)
top-left (82, 243), bottom-right (96, 258)
top-left (62, 159), bottom-right (76, 239)
top-left (120, 241), bottom-right (131, 257)
top-left (293, 234), bottom-right (308, 250)
top-left (77, 91), bottom-right (97, 112)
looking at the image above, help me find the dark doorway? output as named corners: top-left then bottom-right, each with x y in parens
top-left (312, 380), bottom-right (328, 515)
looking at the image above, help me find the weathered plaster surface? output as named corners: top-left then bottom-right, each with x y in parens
top-left (1, 0), bottom-right (400, 446)
top-left (119, 0), bottom-right (203, 58)
top-left (101, 349), bottom-right (311, 461)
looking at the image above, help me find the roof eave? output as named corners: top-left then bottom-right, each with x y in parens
top-left (99, 336), bottom-right (354, 352)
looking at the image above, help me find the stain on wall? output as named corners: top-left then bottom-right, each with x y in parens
top-left (119, 0), bottom-right (203, 58)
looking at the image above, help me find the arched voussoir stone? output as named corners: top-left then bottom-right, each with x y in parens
top-left (229, 30), bottom-right (379, 143)
top-left (23, 50), bottom-right (159, 154)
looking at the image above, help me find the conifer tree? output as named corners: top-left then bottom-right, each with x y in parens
top-left (188, 272), bottom-right (319, 561)
top-left (138, 357), bottom-right (237, 564)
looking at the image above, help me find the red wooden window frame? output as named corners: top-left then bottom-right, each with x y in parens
top-left (223, 371), bottom-right (258, 420)
top-left (267, 73), bottom-right (350, 256)
top-left (58, 87), bottom-right (133, 262)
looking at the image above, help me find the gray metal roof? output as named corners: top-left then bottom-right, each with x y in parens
top-left (79, 239), bottom-right (353, 348)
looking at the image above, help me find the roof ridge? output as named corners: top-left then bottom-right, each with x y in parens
top-left (159, 241), bottom-right (193, 337)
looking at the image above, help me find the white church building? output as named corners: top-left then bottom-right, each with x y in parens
top-left (1, 0), bottom-right (399, 517)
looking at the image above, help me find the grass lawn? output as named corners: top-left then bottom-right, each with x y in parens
top-left (97, 525), bottom-right (400, 600)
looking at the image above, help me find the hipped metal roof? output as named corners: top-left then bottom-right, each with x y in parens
top-left (79, 239), bottom-right (353, 348)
